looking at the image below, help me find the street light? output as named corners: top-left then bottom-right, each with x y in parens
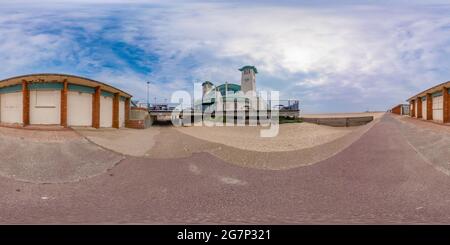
top-left (146, 81), bottom-right (150, 109)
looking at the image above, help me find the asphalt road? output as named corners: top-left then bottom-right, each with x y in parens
top-left (1, 114), bottom-right (450, 224)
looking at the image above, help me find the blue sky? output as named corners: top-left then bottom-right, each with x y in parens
top-left (1, 0), bottom-right (450, 113)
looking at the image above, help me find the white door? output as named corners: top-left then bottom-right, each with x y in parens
top-left (119, 100), bottom-right (125, 127)
top-left (415, 100), bottom-right (418, 117)
top-left (432, 95), bottom-right (443, 122)
top-left (0, 92), bottom-right (23, 124)
top-left (30, 90), bottom-right (60, 125)
top-left (422, 99), bottom-right (427, 120)
top-left (100, 96), bottom-right (113, 127)
top-left (68, 91), bottom-right (92, 126)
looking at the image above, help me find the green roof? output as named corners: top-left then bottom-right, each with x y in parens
top-left (238, 65), bottom-right (258, 74)
top-left (215, 83), bottom-right (241, 96)
top-left (201, 83), bottom-right (242, 104)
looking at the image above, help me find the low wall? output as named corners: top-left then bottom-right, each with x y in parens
top-left (301, 116), bottom-right (373, 127)
top-left (127, 108), bottom-right (154, 129)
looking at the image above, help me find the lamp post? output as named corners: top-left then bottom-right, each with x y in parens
top-left (146, 81), bottom-right (150, 109)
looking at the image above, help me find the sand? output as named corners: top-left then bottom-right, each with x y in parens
top-left (302, 112), bottom-right (385, 120)
top-left (175, 123), bottom-right (356, 152)
top-left (72, 113), bottom-right (383, 169)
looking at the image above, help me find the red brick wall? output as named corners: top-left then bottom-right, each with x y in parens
top-left (417, 98), bottom-right (422, 118)
top-left (410, 100), bottom-right (415, 117)
top-left (444, 87), bottom-right (449, 123)
top-left (125, 98), bottom-right (130, 126)
top-left (92, 86), bottom-right (101, 128)
top-left (126, 119), bottom-right (145, 129)
top-left (60, 79), bottom-right (68, 127)
top-left (112, 93), bottom-right (120, 129)
top-left (391, 105), bottom-right (401, 115)
top-left (22, 80), bottom-right (29, 126)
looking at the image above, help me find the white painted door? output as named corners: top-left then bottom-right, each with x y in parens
top-left (0, 92), bottom-right (23, 124)
top-left (100, 96), bottom-right (113, 127)
top-left (30, 90), bottom-right (61, 125)
top-left (432, 95), bottom-right (443, 122)
top-left (119, 100), bottom-right (125, 127)
top-left (415, 100), bottom-right (418, 117)
top-left (422, 99), bottom-right (427, 120)
top-left (68, 91), bottom-right (92, 126)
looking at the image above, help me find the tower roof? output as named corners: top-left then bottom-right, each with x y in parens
top-left (202, 81), bottom-right (214, 86)
top-left (239, 65), bottom-right (258, 74)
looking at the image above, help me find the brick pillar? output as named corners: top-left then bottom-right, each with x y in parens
top-left (125, 97), bottom-right (130, 127)
top-left (92, 86), bottom-right (101, 128)
top-left (411, 100), bottom-right (415, 117)
top-left (60, 79), bottom-right (68, 127)
top-left (22, 80), bottom-right (29, 126)
top-left (444, 87), bottom-right (449, 123)
top-left (112, 93), bottom-right (120, 129)
top-left (417, 97), bottom-right (422, 118)
top-left (426, 93), bottom-right (433, 120)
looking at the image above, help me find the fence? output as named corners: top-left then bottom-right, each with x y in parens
top-left (301, 116), bottom-right (373, 127)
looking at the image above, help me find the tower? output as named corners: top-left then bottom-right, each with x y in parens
top-left (239, 65), bottom-right (257, 94)
top-left (202, 81), bottom-right (213, 97)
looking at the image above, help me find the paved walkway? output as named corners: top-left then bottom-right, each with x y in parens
top-left (0, 127), bottom-right (123, 183)
top-left (0, 114), bottom-right (450, 223)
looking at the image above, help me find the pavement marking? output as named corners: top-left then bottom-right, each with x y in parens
top-left (188, 164), bottom-right (201, 175)
top-left (217, 176), bottom-right (247, 186)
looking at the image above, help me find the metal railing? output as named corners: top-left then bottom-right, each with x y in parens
top-left (136, 99), bottom-right (300, 112)
top-left (135, 102), bottom-right (181, 111)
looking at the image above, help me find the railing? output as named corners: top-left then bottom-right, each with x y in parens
top-left (135, 102), bottom-right (181, 111)
top-left (136, 99), bottom-right (300, 112)
top-left (269, 100), bottom-right (299, 111)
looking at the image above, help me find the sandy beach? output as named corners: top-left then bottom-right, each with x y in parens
top-left (302, 112), bottom-right (385, 120)
top-left (73, 112), bottom-right (384, 169)
top-left (175, 123), bottom-right (356, 152)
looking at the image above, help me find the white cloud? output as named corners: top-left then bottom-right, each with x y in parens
top-left (1, 1), bottom-right (450, 112)
top-left (126, 3), bottom-right (450, 112)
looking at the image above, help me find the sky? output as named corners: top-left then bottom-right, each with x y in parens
top-left (1, 0), bottom-right (450, 113)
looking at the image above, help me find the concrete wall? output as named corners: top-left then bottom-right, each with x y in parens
top-left (301, 116), bottom-right (373, 127)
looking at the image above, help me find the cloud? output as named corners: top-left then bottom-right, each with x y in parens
top-left (1, 1), bottom-right (450, 112)
top-left (120, 2), bottom-right (450, 112)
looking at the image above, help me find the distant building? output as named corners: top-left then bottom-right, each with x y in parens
top-left (197, 66), bottom-right (265, 112)
top-left (390, 104), bottom-right (409, 115)
top-left (406, 81), bottom-right (449, 123)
